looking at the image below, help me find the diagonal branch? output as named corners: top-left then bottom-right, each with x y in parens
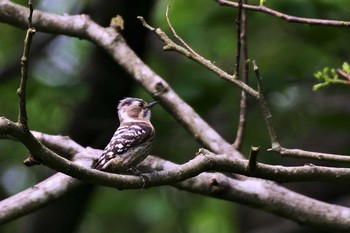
top-left (252, 61), bottom-right (280, 148)
top-left (0, 163), bottom-right (84, 224)
top-left (252, 61), bottom-right (350, 162)
top-left (165, 5), bottom-right (200, 57)
top-left (137, 16), bottom-right (259, 99)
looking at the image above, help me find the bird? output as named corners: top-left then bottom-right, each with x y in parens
top-left (93, 97), bottom-right (158, 173)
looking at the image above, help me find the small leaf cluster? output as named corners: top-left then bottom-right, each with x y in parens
top-left (313, 62), bottom-right (350, 91)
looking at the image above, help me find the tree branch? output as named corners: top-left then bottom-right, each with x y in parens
top-left (2, 131), bottom-right (350, 230)
top-left (251, 60), bottom-right (350, 165)
top-left (137, 16), bottom-right (259, 99)
top-left (251, 61), bottom-right (350, 162)
top-left (215, 0), bottom-right (350, 27)
top-left (270, 147), bottom-right (350, 163)
top-left (4, 126), bottom-right (350, 185)
top-left (174, 173), bottom-right (350, 231)
top-left (0, 163), bottom-right (84, 224)
top-left (233, 0), bottom-right (242, 77)
top-left (252, 60), bottom-right (280, 148)
top-left (165, 5), bottom-right (200, 58)
top-left (17, 1), bottom-right (35, 128)
top-left (232, 0), bottom-right (248, 150)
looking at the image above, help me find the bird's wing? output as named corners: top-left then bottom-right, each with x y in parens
top-left (93, 123), bottom-right (153, 169)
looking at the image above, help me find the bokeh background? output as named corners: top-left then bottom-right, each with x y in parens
top-left (0, 0), bottom-right (350, 232)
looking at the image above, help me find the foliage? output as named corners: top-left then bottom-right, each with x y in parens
top-left (313, 62), bottom-right (350, 91)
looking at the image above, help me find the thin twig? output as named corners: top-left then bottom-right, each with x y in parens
top-left (337, 68), bottom-right (350, 82)
top-left (17, 0), bottom-right (35, 127)
top-left (233, 0), bottom-right (242, 77)
top-left (250, 61), bottom-right (350, 162)
top-left (252, 60), bottom-right (280, 149)
top-left (233, 91), bottom-right (248, 150)
top-left (27, 0), bottom-right (33, 28)
top-left (166, 5), bottom-right (200, 57)
top-left (270, 147), bottom-right (350, 163)
top-left (137, 16), bottom-right (260, 99)
top-left (233, 0), bottom-right (248, 150)
top-left (216, 0), bottom-right (350, 28)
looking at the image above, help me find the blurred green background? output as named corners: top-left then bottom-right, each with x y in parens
top-left (0, 0), bottom-right (350, 232)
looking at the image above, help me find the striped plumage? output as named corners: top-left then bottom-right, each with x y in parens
top-left (93, 97), bottom-right (157, 172)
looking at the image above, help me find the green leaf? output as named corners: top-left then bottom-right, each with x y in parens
top-left (342, 62), bottom-right (350, 74)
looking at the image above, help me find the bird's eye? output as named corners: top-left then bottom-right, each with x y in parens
top-left (138, 102), bottom-right (144, 108)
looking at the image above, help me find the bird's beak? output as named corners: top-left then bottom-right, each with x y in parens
top-left (147, 101), bottom-right (158, 109)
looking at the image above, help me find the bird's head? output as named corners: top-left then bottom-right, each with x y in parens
top-left (117, 97), bottom-right (158, 123)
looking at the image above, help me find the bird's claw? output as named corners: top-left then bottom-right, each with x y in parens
top-left (126, 167), bottom-right (149, 188)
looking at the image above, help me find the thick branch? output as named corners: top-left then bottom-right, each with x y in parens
top-left (4, 127), bottom-right (350, 184)
top-left (0, 164), bottom-right (84, 224)
top-left (0, 117), bottom-right (144, 189)
top-left (174, 173), bottom-right (350, 231)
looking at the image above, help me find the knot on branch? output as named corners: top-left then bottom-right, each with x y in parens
top-left (23, 154), bottom-right (42, 166)
top-left (209, 178), bottom-right (228, 195)
top-left (154, 81), bottom-right (169, 96)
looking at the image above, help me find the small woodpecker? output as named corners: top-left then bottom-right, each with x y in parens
top-left (93, 97), bottom-right (158, 172)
